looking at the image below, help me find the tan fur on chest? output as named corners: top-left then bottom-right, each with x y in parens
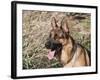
top-left (61, 44), bottom-right (73, 65)
top-left (61, 50), bottom-right (68, 64)
top-left (61, 46), bottom-right (90, 67)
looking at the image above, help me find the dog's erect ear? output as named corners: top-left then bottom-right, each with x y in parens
top-left (61, 18), bottom-right (69, 33)
top-left (51, 17), bottom-right (58, 29)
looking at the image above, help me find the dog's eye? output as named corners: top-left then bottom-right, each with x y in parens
top-left (55, 34), bottom-right (57, 37)
top-left (59, 36), bottom-right (64, 39)
top-left (49, 34), bottom-right (51, 37)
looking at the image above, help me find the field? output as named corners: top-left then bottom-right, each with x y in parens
top-left (22, 10), bottom-right (91, 69)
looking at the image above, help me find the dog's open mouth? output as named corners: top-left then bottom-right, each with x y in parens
top-left (46, 45), bottom-right (62, 60)
top-left (45, 42), bottom-right (62, 60)
top-left (47, 50), bottom-right (56, 60)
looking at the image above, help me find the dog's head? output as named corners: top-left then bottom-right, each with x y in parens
top-left (45, 17), bottom-right (70, 60)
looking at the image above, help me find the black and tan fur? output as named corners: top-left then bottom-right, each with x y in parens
top-left (45, 17), bottom-right (90, 67)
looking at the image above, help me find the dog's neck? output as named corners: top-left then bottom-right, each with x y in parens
top-left (61, 36), bottom-right (75, 65)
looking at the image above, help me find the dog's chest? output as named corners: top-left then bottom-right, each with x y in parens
top-left (61, 50), bottom-right (69, 65)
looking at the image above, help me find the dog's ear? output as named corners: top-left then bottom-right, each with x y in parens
top-left (61, 18), bottom-right (69, 33)
top-left (51, 17), bottom-right (58, 29)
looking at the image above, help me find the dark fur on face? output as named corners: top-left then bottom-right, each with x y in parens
top-left (45, 37), bottom-right (62, 56)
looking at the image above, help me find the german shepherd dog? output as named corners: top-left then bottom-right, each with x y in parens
top-left (45, 17), bottom-right (90, 67)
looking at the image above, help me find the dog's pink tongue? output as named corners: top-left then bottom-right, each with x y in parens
top-left (47, 50), bottom-right (55, 60)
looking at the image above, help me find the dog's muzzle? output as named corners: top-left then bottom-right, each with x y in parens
top-left (45, 38), bottom-right (62, 51)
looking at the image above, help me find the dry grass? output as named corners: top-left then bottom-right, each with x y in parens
top-left (22, 10), bottom-right (91, 69)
